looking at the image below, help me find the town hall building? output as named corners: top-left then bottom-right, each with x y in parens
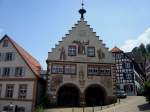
top-left (46, 4), bottom-right (116, 107)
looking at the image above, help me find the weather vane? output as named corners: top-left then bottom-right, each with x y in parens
top-left (82, 0), bottom-right (84, 8)
top-left (79, 0), bottom-right (86, 19)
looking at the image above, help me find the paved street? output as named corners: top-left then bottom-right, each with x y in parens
top-left (45, 96), bottom-right (150, 112)
top-left (99, 96), bottom-right (150, 112)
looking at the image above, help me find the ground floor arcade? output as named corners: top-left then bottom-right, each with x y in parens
top-left (48, 83), bottom-right (112, 107)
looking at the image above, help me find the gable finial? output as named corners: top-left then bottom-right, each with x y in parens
top-left (82, 0), bottom-right (84, 8)
top-left (79, 0), bottom-right (86, 19)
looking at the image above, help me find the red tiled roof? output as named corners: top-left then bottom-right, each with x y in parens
top-left (111, 46), bottom-right (123, 53)
top-left (1, 35), bottom-right (41, 78)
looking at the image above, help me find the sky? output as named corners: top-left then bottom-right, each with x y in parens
top-left (0, 0), bottom-right (150, 69)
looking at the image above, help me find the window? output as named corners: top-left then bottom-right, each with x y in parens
top-left (2, 67), bottom-right (10, 77)
top-left (3, 106), bottom-right (13, 112)
top-left (116, 54), bottom-right (121, 59)
top-left (3, 40), bottom-right (9, 47)
top-left (87, 65), bottom-right (111, 75)
top-left (88, 66), bottom-right (98, 75)
top-left (125, 63), bottom-right (131, 68)
top-left (15, 67), bottom-right (25, 76)
top-left (5, 52), bottom-right (14, 61)
top-left (51, 63), bottom-right (77, 74)
top-left (18, 84), bottom-right (27, 99)
top-left (99, 68), bottom-right (111, 75)
top-left (17, 107), bottom-right (25, 112)
top-left (52, 64), bottom-right (63, 74)
top-left (5, 84), bottom-right (14, 98)
top-left (87, 47), bottom-right (95, 57)
top-left (64, 64), bottom-right (76, 74)
top-left (0, 84), bottom-right (2, 97)
top-left (68, 46), bottom-right (76, 56)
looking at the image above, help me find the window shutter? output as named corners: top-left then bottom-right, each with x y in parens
top-left (1, 53), bottom-right (5, 61)
top-left (10, 67), bottom-right (15, 76)
top-left (0, 68), bottom-right (1, 76)
top-left (1, 68), bottom-right (4, 76)
top-left (0, 53), bottom-right (1, 61)
top-left (12, 52), bottom-right (15, 60)
top-left (22, 67), bottom-right (26, 76)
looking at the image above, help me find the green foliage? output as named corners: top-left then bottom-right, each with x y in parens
top-left (40, 94), bottom-right (49, 108)
top-left (144, 81), bottom-right (150, 103)
top-left (34, 106), bottom-right (44, 112)
top-left (146, 44), bottom-right (150, 53)
top-left (132, 43), bottom-right (150, 57)
top-left (139, 43), bottom-right (146, 54)
top-left (132, 47), bottom-right (140, 53)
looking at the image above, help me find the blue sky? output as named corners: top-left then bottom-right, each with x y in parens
top-left (0, 0), bottom-right (150, 69)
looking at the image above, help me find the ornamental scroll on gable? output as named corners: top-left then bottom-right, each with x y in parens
top-left (97, 48), bottom-right (105, 61)
top-left (59, 47), bottom-right (66, 60)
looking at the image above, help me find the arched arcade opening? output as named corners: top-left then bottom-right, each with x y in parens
top-left (57, 84), bottom-right (80, 107)
top-left (84, 84), bottom-right (107, 106)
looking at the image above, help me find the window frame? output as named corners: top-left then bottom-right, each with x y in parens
top-left (15, 67), bottom-right (25, 77)
top-left (87, 47), bottom-right (95, 57)
top-left (87, 64), bottom-right (111, 76)
top-left (68, 45), bottom-right (76, 56)
top-left (5, 52), bottom-right (14, 61)
top-left (18, 84), bottom-right (27, 99)
top-left (5, 84), bottom-right (14, 98)
top-left (51, 63), bottom-right (64, 74)
top-left (64, 64), bottom-right (76, 75)
top-left (51, 63), bottom-right (76, 75)
top-left (2, 67), bottom-right (10, 77)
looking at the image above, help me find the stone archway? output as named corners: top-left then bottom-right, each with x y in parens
top-left (57, 84), bottom-right (80, 107)
top-left (84, 84), bottom-right (107, 106)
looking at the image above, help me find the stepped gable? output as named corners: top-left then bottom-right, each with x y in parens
top-left (49, 19), bottom-right (109, 53)
top-left (0, 35), bottom-right (41, 78)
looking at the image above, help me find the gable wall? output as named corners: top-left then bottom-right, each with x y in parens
top-left (48, 20), bottom-right (114, 63)
top-left (0, 39), bottom-right (36, 78)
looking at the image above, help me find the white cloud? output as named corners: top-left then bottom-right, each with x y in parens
top-left (121, 28), bottom-right (150, 52)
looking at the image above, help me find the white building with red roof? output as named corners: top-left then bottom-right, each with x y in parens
top-left (0, 35), bottom-right (42, 112)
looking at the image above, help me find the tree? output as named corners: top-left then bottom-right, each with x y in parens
top-left (40, 94), bottom-right (49, 108)
top-left (144, 81), bottom-right (150, 103)
top-left (146, 44), bottom-right (150, 53)
top-left (132, 43), bottom-right (147, 80)
top-left (132, 47), bottom-right (139, 54)
top-left (139, 43), bottom-right (147, 54)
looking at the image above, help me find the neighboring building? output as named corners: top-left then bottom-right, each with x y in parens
top-left (0, 35), bottom-right (41, 112)
top-left (46, 5), bottom-right (116, 107)
top-left (111, 46), bottom-right (144, 95)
